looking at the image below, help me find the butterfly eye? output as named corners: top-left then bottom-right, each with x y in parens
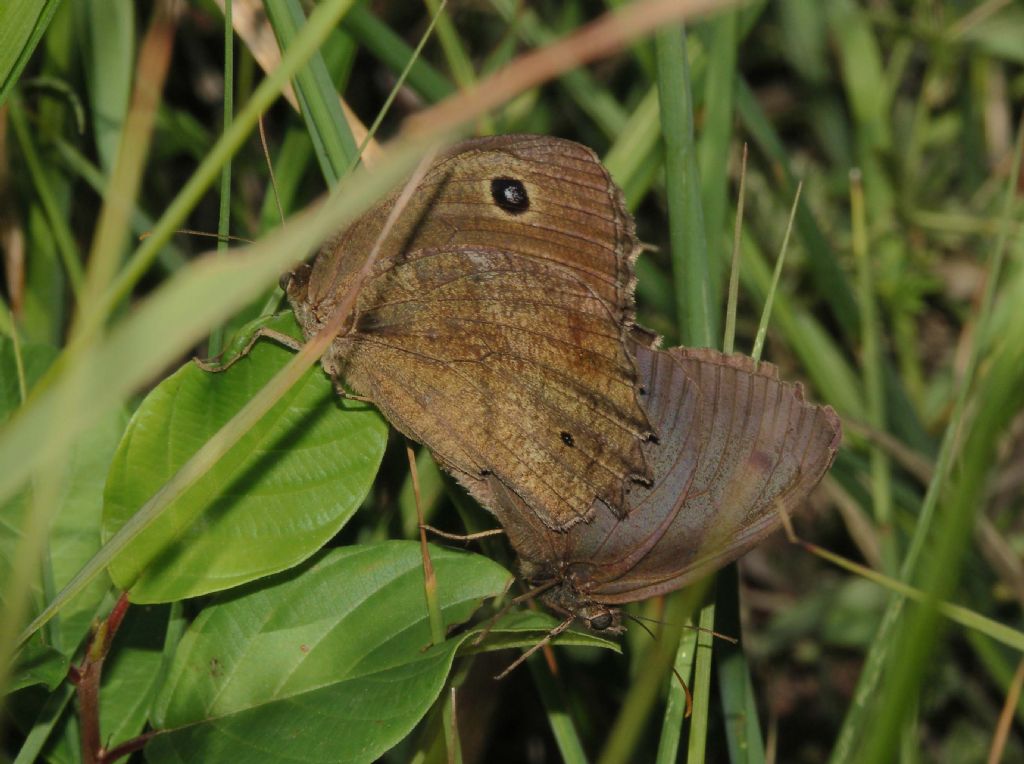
top-left (588, 613), bottom-right (613, 631)
top-left (491, 177), bottom-right (530, 214)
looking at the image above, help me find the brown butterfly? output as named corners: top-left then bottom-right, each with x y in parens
top-left (479, 337), bottom-right (842, 632)
top-left (284, 135), bottom-right (655, 531)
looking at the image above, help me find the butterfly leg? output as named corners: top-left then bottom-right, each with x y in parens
top-left (471, 579), bottom-right (560, 648)
top-left (194, 327), bottom-right (303, 372)
top-left (330, 380), bottom-right (375, 404)
top-left (493, 615), bottom-right (575, 680)
top-left (421, 525), bottom-right (505, 544)
top-left (775, 503), bottom-right (798, 543)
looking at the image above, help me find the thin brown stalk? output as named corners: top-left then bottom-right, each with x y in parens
top-left (987, 657), bottom-right (1024, 764)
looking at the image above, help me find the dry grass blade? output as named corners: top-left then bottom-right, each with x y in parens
top-left (217, 0), bottom-right (381, 164)
top-left (987, 657), bottom-right (1024, 764)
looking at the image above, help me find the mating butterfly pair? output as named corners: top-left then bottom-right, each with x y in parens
top-left (282, 134), bottom-right (840, 631)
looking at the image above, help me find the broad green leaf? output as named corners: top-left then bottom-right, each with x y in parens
top-left (147, 542), bottom-right (511, 764)
top-left (102, 314), bottom-right (387, 602)
top-left (17, 606), bottom-right (168, 762)
top-left (98, 605), bottom-right (169, 749)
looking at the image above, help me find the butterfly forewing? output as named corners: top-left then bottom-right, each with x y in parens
top-left (286, 135), bottom-right (654, 530)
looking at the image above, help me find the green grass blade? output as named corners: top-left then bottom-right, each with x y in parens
top-left (489, 0), bottom-right (629, 137)
top-left (422, 0), bottom-right (475, 92)
top-left (715, 565), bottom-right (765, 764)
top-left (11, 682), bottom-right (76, 763)
top-left (856, 294), bottom-right (1024, 761)
top-left (599, 591), bottom-right (692, 764)
top-left (850, 169), bottom-right (896, 573)
top-left (209, 0), bottom-right (235, 358)
top-left (75, 0), bottom-right (134, 173)
top-left (656, 24), bottom-right (714, 346)
top-left (528, 656), bottom-right (589, 764)
top-left (53, 138), bottom-right (187, 273)
top-left (751, 181), bottom-right (800, 362)
top-left (735, 79), bottom-right (858, 339)
top-left (697, 9), bottom-right (738, 308)
top-left (101, 0), bottom-right (361, 321)
top-left (343, 2), bottom-right (454, 103)
top-left (263, 0), bottom-right (358, 184)
top-left (655, 626), bottom-right (697, 764)
top-left (830, 119), bottom-right (1024, 764)
top-left (685, 593), bottom-right (716, 763)
top-left (8, 90), bottom-right (85, 296)
top-left (3, 141), bottom-right (429, 646)
top-left (0, 0), bottom-right (62, 108)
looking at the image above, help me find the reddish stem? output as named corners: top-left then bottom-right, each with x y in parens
top-left (76, 592), bottom-right (131, 764)
top-left (99, 730), bottom-right (158, 763)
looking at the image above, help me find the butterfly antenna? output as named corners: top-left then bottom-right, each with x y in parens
top-left (420, 525), bottom-right (505, 544)
top-left (139, 229), bottom-right (254, 245)
top-left (494, 615), bottom-right (574, 681)
top-left (626, 612), bottom-right (737, 645)
top-left (258, 113), bottom-right (285, 227)
top-left (624, 611), bottom-right (660, 639)
top-left (623, 613), bottom-right (694, 717)
top-left (673, 666), bottom-right (694, 718)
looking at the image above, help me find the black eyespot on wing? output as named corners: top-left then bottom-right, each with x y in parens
top-left (491, 177), bottom-right (529, 214)
top-left (637, 385), bottom-right (648, 396)
top-left (560, 431), bottom-right (575, 447)
top-left (479, 468), bottom-right (492, 476)
top-left (589, 613), bottom-right (613, 631)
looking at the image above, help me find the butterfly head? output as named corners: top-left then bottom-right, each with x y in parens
top-left (537, 574), bottom-right (624, 634)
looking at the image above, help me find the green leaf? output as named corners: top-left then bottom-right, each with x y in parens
top-left (0, 0), bottom-right (63, 108)
top-left (467, 609), bottom-right (620, 655)
top-left (146, 542), bottom-right (511, 764)
top-left (7, 634), bottom-right (69, 692)
top-left (102, 314), bottom-right (387, 602)
top-left (2, 337), bottom-right (121, 655)
top-left (960, 5), bottom-right (1024, 64)
top-left (74, 0), bottom-right (134, 173)
top-left (98, 605), bottom-right (170, 749)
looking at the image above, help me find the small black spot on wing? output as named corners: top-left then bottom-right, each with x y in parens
top-left (491, 177), bottom-right (530, 214)
top-left (560, 431), bottom-right (575, 447)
